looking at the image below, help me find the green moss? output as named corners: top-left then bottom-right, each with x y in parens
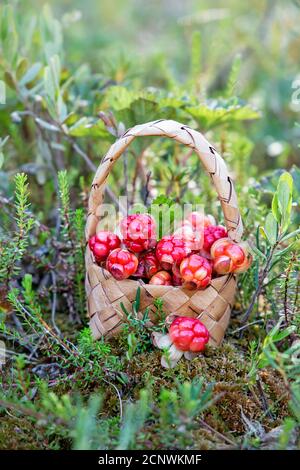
top-left (0, 335), bottom-right (291, 450)
top-left (0, 415), bottom-right (47, 450)
top-left (123, 340), bottom-right (290, 442)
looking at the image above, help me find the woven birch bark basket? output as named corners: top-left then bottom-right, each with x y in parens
top-left (85, 119), bottom-right (243, 347)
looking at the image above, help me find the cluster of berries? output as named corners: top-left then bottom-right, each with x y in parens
top-left (88, 211), bottom-right (252, 288)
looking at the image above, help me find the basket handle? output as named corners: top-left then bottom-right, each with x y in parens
top-left (85, 119), bottom-right (243, 242)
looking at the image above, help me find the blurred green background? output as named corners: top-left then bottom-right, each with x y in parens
top-left (15, 0), bottom-right (300, 172)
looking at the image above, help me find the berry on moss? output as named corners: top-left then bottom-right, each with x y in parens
top-left (169, 316), bottom-right (209, 352)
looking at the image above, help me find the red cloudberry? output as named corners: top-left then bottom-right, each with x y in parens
top-left (132, 251), bottom-right (159, 279)
top-left (169, 316), bottom-right (209, 352)
top-left (106, 248), bottom-right (138, 280)
top-left (89, 231), bottom-right (121, 262)
top-left (180, 254), bottom-right (212, 289)
top-left (149, 271), bottom-right (172, 286)
top-left (203, 225), bottom-right (227, 252)
top-left (187, 211), bottom-right (215, 231)
top-left (156, 235), bottom-right (190, 265)
top-left (120, 213), bottom-right (156, 253)
top-left (173, 224), bottom-right (202, 251)
top-left (211, 238), bottom-right (252, 274)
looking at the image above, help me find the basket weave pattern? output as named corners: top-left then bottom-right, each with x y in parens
top-left (85, 120), bottom-right (243, 346)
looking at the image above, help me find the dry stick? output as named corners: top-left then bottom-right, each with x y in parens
top-left (13, 298), bottom-right (72, 356)
top-left (103, 378), bottom-right (123, 421)
top-left (256, 379), bottom-right (273, 419)
top-left (283, 253), bottom-right (296, 324)
top-left (130, 148), bottom-right (156, 204)
top-left (143, 171), bottom-right (152, 207)
top-left (230, 319), bottom-right (264, 335)
top-left (198, 418), bottom-right (237, 447)
top-left (130, 158), bottom-right (140, 207)
top-left (242, 244), bottom-right (277, 323)
top-left (50, 270), bottom-right (61, 336)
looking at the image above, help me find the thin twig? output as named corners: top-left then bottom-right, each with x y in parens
top-left (256, 379), bottom-right (273, 419)
top-left (231, 319), bottom-right (264, 335)
top-left (103, 378), bottom-right (123, 421)
top-left (198, 418), bottom-right (237, 447)
top-left (50, 270), bottom-right (61, 336)
top-left (242, 244), bottom-right (277, 323)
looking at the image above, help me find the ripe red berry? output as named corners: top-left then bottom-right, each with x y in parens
top-left (187, 212), bottom-right (215, 231)
top-left (169, 316), bottom-right (209, 352)
top-left (132, 251), bottom-right (159, 279)
top-left (156, 235), bottom-right (190, 265)
top-left (180, 254), bottom-right (212, 289)
top-left (173, 224), bottom-right (202, 251)
top-left (89, 231), bottom-right (121, 262)
top-left (211, 238), bottom-right (252, 274)
top-left (203, 225), bottom-right (227, 252)
top-left (120, 213), bottom-right (156, 253)
top-left (106, 248), bottom-right (138, 280)
top-left (172, 264), bottom-right (183, 286)
top-left (149, 271), bottom-right (172, 286)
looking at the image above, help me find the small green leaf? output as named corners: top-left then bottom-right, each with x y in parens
top-left (57, 92), bottom-right (67, 122)
top-left (259, 226), bottom-right (267, 240)
top-left (185, 101), bottom-right (260, 129)
top-left (272, 326), bottom-right (296, 342)
top-left (68, 118), bottom-right (111, 139)
top-left (19, 62), bottom-right (42, 86)
top-left (0, 151), bottom-right (4, 169)
top-left (16, 57), bottom-right (29, 80)
top-left (279, 172), bottom-right (293, 191)
top-left (106, 86), bottom-right (134, 111)
top-left (264, 213), bottom-right (278, 245)
top-left (4, 70), bottom-right (16, 90)
top-left (133, 287), bottom-right (141, 313)
top-left (271, 192), bottom-right (280, 223)
top-left (277, 172), bottom-right (293, 231)
top-left (35, 117), bottom-right (59, 132)
top-left (152, 195), bottom-right (175, 207)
